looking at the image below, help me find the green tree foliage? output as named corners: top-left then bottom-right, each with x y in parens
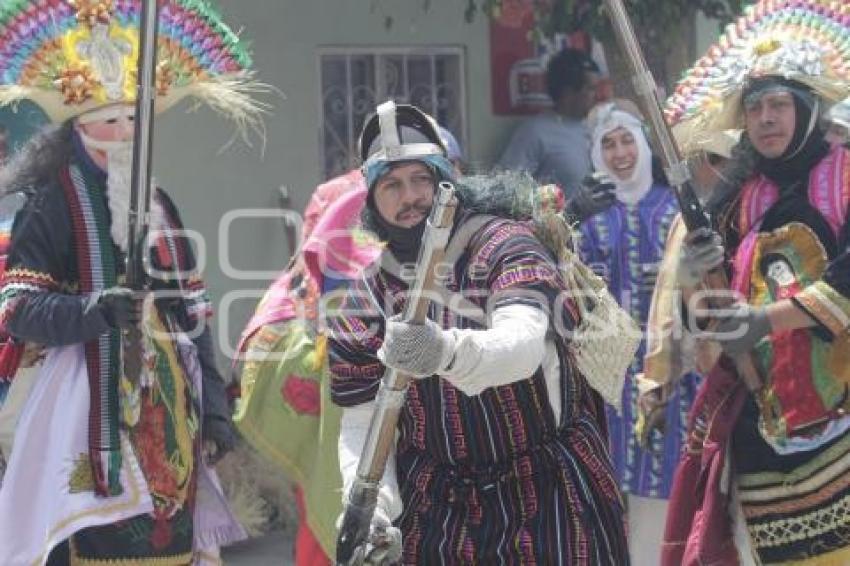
top-left (461, 1), bottom-right (748, 45)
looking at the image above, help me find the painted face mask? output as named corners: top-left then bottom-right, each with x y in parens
top-left (76, 105), bottom-right (139, 252)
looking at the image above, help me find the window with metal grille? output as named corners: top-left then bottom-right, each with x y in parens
top-left (319, 47), bottom-right (466, 179)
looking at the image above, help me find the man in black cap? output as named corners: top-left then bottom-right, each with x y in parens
top-left (327, 100), bottom-right (628, 564)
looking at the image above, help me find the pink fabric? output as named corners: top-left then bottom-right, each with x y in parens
top-left (235, 170), bottom-right (376, 358)
top-left (303, 187), bottom-right (379, 284)
top-left (731, 146), bottom-right (849, 298)
top-left (303, 169), bottom-right (367, 240)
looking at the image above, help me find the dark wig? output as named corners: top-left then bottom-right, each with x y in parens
top-left (0, 120), bottom-right (74, 195)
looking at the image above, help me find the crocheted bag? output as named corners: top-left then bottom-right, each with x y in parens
top-left (533, 211), bottom-right (639, 413)
top-left (563, 247), bottom-right (639, 413)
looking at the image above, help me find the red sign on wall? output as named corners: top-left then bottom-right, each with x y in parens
top-left (489, 1), bottom-right (607, 115)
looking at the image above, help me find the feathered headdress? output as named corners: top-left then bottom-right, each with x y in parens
top-left (665, 0), bottom-right (850, 153)
top-left (0, 0), bottom-right (265, 132)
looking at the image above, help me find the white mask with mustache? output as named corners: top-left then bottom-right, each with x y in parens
top-left (75, 131), bottom-right (161, 253)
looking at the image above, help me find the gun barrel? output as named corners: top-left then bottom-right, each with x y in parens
top-left (126, 0), bottom-right (159, 289)
top-left (334, 182), bottom-right (457, 564)
top-left (123, 0), bottom-right (160, 385)
top-left (602, 0), bottom-right (709, 233)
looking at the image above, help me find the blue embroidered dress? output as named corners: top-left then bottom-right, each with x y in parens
top-left (579, 184), bottom-right (700, 498)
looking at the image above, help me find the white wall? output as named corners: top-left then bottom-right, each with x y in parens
top-left (151, 1), bottom-right (517, 362)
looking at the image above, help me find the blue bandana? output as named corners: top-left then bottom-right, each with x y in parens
top-left (363, 154), bottom-right (456, 190)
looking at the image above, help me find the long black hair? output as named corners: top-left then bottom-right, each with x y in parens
top-left (0, 120), bottom-right (74, 194)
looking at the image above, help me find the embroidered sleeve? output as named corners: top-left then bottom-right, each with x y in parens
top-left (0, 188), bottom-right (113, 346)
top-left (792, 212), bottom-right (850, 337)
top-left (0, 195), bottom-right (63, 327)
top-left (793, 279), bottom-right (850, 337)
top-left (470, 219), bottom-right (578, 331)
top-left (326, 281), bottom-right (387, 407)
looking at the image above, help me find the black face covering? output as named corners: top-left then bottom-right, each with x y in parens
top-left (744, 77), bottom-right (830, 191)
top-left (370, 210), bottom-right (428, 264)
top-left (362, 164), bottom-right (436, 264)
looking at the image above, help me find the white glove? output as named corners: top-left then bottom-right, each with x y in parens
top-left (378, 316), bottom-right (455, 377)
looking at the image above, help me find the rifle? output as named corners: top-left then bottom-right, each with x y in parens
top-left (123, 0), bottom-right (160, 385)
top-left (336, 182), bottom-right (458, 565)
top-left (602, 0), bottom-right (770, 418)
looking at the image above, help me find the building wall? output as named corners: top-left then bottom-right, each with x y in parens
top-left (150, 1), bottom-right (517, 361)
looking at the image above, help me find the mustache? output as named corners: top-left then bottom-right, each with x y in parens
top-left (395, 201), bottom-right (431, 221)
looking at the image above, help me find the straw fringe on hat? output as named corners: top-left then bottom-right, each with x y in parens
top-left (0, 0), bottom-right (268, 136)
top-left (665, 0), bottom-right (850, 154)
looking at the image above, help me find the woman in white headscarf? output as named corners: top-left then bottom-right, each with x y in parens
top-left (577, 100), bottom-right (701, 566)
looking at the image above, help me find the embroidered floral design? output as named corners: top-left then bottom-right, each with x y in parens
top-left (68, 453), bottom-right (95, 493)
top-left (69, 0), bottom-right (114, 28)
top-left (281, 375), bottom-right (321, 416)
top-left (156, 61), bottom-right (175, 96)
top-left (54, 66), bottom-right (96, 104)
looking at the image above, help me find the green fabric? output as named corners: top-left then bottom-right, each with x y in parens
top-left (234, 320), bottom-right (342, 558)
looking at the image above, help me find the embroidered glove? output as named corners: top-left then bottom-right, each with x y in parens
top-left (95, 287), bottom-right (144, 330)
top-left (712, 302), bottom-right (771, 356)
top-left (564, 173), bottom-right (617, 223)
top-left (677, 228), bottom-right (725, 287)
top-left (377, 316), bottom-right (455, 377)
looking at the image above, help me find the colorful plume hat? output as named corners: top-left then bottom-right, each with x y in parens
top-left (0, 0), bottom-right (265, 129)
top-left (665, 0), bottom-right (850, 153)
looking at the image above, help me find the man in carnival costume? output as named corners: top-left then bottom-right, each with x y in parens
top-left (575, 99), bottom-right (701, 565)
top-left (661, 1), bottom-right (850, 563)
top-left (639, 129), bottom-right (738, 454)
top-left (0, 0), bottom-right (265, 563)
top-left (327, 100), bottom-right (629, 564)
